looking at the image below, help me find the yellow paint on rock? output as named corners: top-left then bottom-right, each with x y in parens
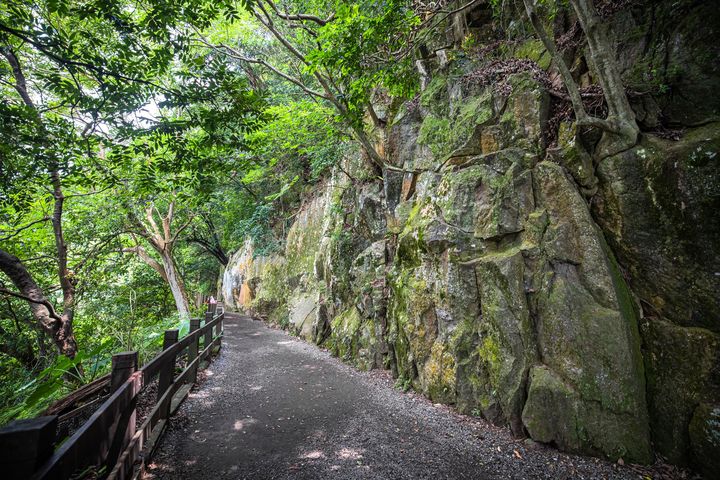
top-left (239, 281), bottom-right (253, 306)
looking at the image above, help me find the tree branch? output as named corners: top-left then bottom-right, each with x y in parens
top-left (0, 216), bottom-right (51, 241)
top-left (265, 0), bottom-right (335, 26)
top-left (170, 214), bottom-right (195, 244)
top-left (0, 22), bottom-right (173, 94)
top-left (122, 245), bottom-right (168, 281)
top-left (194, 35), bottom-right (329, 100)
top-left (0, 287), bottom-right (62, 321)
top-left (254, 2), bottom-right (310, 65)
top-left (0, 46), bottom-right (36, 109)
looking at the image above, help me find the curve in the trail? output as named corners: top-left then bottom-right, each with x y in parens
top-left (147, 313), bottom-right (635, 480)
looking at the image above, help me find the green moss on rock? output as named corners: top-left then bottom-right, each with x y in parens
top-left (522, 366), bottom-right (653, 463)
top-left (689, 403), bottom-right (720, 478)
top-left (513, 39), bottom-right (551, 70)
top-left (642, 319), bottom-right (720, 464)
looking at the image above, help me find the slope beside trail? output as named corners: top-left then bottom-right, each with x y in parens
top-left (147, 313), bottom-right (636, 480)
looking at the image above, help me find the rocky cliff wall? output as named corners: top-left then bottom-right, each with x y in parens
top-left (221, 1), bottom-right (720, 474)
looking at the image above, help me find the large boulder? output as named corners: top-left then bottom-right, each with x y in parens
top-left (508, 162), bottom-right (651, 462)
top-left (593, 124), bottom-right (720, 463)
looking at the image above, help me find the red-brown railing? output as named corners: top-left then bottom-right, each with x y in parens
top-left (0, 302), bottom-right (225, 480)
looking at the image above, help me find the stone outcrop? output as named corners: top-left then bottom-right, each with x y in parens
top-left (220, 0), bottom-right (720, 473)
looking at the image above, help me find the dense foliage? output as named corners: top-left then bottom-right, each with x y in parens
top-left (0, 0), bottom-right (429, 423)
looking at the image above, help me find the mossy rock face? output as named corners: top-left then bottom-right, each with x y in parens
top-left (593, 124), bottom-right (720, 465)
top-left (326, 304), bottom-right (384, 371)
top-left (354, 182), bottom-right (387, 242)
top-left (250, 256), bottom-right (289, 323)
top-left (498, 73), bottom-right (549, 154)
top-left (286, 192), bottom-right (328, 279)
top-left (513, 39), bottom-right (551, 70)
top-left (619, 1), bottom-right (720, 127)
top-left (642, 319), bottom-right (720, 464)
top-left (386, 105), bottom-right (433, 173)
top-left (522, 366), bottom-right (652, 463)
top-left (474, 164), bottom-right (534, 240)
top-left (594, 126), bottom-right (720, 334)
top-left (347, 240), bottom-right (389, 368)
top-left (417, 88), bottom-right (495, 165)
top-left (416, 72), bottom-right (547, 166)
top-left (417, 113), bottom-right (482, 165)
top-left (434, 149), bottom-right (533, 245)
top-left (472, 250), bottom-right (535, 435)
top-left (327, 307), bottom-right (362, 360)
top-left (386, 267), bottom-right (426, 382)
top-left (420, 73), bottom-right (451, 115)
top-left (524, 162), bottom-right (651, 462)
top-left (223, 153), bottom-right (654, 466)
top-left (288, 293), bottom-right (319, 340)
top-left (688, 403), bottom-right (720, 478)
top-left (219, 32), bottom-right (720, 468)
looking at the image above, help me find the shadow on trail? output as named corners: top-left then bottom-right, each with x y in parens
top-left (147, 313), bottom-right (636, 480)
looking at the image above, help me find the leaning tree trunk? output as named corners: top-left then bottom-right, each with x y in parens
top-left (0, 248), bottom-right (79, 358)
top-left (158, 250), bottom-right (190, 318)
top-left (1, 46), bottom-right (80, 360)
top-left (125, 201), bottom-right (193, 318)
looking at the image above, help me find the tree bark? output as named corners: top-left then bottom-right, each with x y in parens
top-left (125, 201), bottom-right (192, 318)
top-left (1, 46), bottom-right (80, 359)
top-left (522, 0), bottom-right (639, 159)
top-left (50, 170), bottom-right (77, 336)
top-left (158, 249), bottom-right (190, 318)
top-left (0, 248), bottom-right (78, 357)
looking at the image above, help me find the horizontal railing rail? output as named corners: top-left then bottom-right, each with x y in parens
top-left (0, 302), bottom-right (225, 480)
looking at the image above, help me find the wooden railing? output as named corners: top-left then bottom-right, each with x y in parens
top-left (0, 302), bottom-right (225, 480)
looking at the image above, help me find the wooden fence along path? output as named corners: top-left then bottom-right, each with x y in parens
top-left (0, 302), bottom-right (225, 480)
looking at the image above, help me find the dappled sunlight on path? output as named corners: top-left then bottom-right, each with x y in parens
top-left (147, 313), bottom-right (637, 480)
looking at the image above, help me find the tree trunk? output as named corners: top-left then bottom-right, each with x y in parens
top-left (522, 0), bottom-right (639, 160)
top-left (569, 0), bottom-right (639, 158)
top-left (1, 46), bottom-right (80, 360)
top-left (0, 248), bottom-right (78, 358)
top-left (158, 249), bottom-right (190, 318)
top-left (125, 201), bottom-right (192, 318)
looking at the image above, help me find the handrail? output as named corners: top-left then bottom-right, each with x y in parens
top-left (0, 303), bottom-right (225, 480)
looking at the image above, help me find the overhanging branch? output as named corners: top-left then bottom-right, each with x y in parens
top-left (0, 287), bottom-right (63, 323)
top-left (265, 0), bottom-right (335, 26)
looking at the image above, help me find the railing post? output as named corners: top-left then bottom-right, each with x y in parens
top-left (0, 415), bottom-right (57, 479)
top-left (188, 318), bottom-right (201, 383)
top-left (219, 311), bottom-right (224, 348)
top-left (107, 351), bottom-right (138, 470)
top-left (204, 311), bottom-right (213, 350)
top-left (111, 351), bottom-right (138, 392)
top-left (158, 329), bottom-right (179, 416)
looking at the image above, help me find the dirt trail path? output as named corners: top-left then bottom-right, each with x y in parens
top-left (147, 313), bottom-right (636, 479)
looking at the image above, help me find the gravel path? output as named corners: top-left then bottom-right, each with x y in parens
top-left (147, 313), bottom-right (640, 480)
